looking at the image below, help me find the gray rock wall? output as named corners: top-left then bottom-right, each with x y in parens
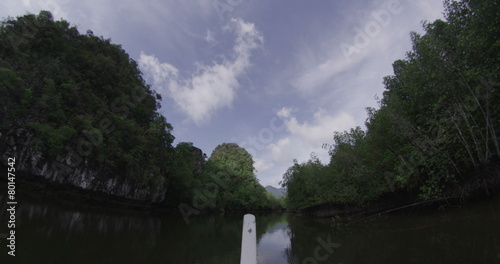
top-left (1, 130), bottom-right (167, 204)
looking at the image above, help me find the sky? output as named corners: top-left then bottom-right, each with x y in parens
top-left (2, 0), bottom-right (445, 187)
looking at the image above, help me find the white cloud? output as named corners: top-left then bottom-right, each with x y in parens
top-left (139, 18), bottom-right (263, 125)
top-left (276, 107), bottom-right (294, 119)
top-left (292, 58), bottom-right (352, 94)
top-left (138, 53), bottom-right (179, 89)
top-left (413, 1), bottom-right (445, 22)
top-left (254, 108), bottom-right (357, 186)
top-left (22, 0), bottom-right (31, 7)
top-left (205, 28), bottom-right (216, 44)
top-left (285, 109), bottom-right (356, 147)
top-left (268, 137), bottom-right (292, 163)
top-left (274, 108), bottom-right (356, 162)
top-left (254, 157), bottom-right (274, 173)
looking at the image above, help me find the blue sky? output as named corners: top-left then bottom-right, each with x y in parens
top-left (2, 0), bottom-right (445, 187)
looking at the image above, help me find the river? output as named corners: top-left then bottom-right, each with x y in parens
top-left (0, 181), bottom-right (499, 264)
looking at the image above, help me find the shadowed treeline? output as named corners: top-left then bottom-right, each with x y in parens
top-left (281, 0), bottom-right (500, 213)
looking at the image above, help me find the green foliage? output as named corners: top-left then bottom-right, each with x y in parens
top-left (201, 143), bottom-right (283, 210)
top-left (282, 0), bottom-right (500, 210)
top-left (164, 142), bottom-right (206, 205)
top-left (0, 11), bottom-right (175, 189)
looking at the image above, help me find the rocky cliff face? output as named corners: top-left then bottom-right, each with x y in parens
top-left (0, 12), bottom-right (178, 207)
top-left (1, 129), bottom-right (167, 204)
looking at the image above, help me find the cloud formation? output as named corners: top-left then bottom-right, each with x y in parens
top-left (139, 18), bottom-right (263, 125)
top-left (291, 0), bottom-right (444, 96)
top-left (273, 108), bottom-right (356, 162)
top-left (252, 107), bottom-right (356, 186)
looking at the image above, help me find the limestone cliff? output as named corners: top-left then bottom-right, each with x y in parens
top-left (1, 129), bottom-right (167, 204)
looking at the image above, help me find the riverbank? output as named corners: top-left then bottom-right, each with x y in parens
top-left (0, 167), bottom-right (284, 215)
top-left (0, 167), bottom-right (177, 214)
top-left (297, 180), bottom-right (500, 222)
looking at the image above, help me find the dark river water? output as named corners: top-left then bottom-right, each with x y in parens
top-left (1, 181), bottom-right (500, 264)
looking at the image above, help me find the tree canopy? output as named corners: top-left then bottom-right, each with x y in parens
top-left (204, 143), bottom-right (283, 210)
top-left (281, 0), bottom-right (500, 211)
top-left (0, 11), bottom-right (174, 188)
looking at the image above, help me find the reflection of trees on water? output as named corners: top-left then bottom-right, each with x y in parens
top-left (283, 200), bottom-right (500, 264)
top-left (17, 198), bottom-right (163, 254)
top-left (254, 213), bottom-right (289, 243)
top-left (284, 215), bottom-right (337, 264)
top-left (19, 200), bottom-right (161, 242)
top-left (12, 194), bottom-right (294, 264)
top-left (17, 199), bottom-right (246, 264)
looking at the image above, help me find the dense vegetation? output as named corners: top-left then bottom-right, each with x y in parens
top-left (281, 0), bottom-right (499, 211)
top-left (205, 143), bottom-right (283, 210)
top-left (0, 10), bottom-right (174, 188)
top-left (0, 11), bottom-right (281, 211)
top-left (173, 143), bottom-right (283, 212)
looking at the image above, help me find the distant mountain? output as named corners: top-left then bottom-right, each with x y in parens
top-left (265, 186), bottom-right (285, 198)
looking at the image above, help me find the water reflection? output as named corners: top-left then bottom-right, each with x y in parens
top-left (283, 199), bottom-right (500, 264)
top-left (21, 200), bottom-right (161, 241)
top-left (0, 180), bottom-right (499, 264)
top-left (256, 215), bottom-right (290, 264)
